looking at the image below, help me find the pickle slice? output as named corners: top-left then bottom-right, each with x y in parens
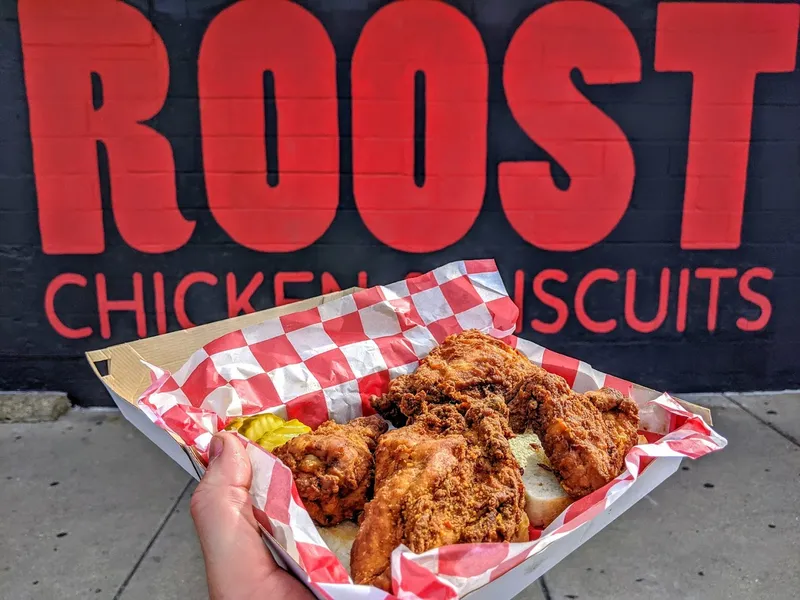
top-left (225, 413), bottom-right (311, 451)
top-left (239, 413), bottom-right (285, 442)
top-left (256, 419), bottom-right (311, 451)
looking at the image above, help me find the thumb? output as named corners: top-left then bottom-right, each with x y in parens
top-left (192, 432), bottom-right (257, 538)
top-left (202, 431), bottom-right (253, 491)
top-left (190, 432), bottom-right (275, 599)
top-left (190, 432), bottom-right (315, 600)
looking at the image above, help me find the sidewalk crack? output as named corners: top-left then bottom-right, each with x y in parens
top-left (723, 393), bottom-right (800, 448)
top-left (539, 575), bottom-right (553, 600)
top-left (112, 478), bottom-right (194, 600)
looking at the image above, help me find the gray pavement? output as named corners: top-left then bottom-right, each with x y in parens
top-left (0, 411), bottom-right (190, 600)
top-left (1, 393), bottom-right (798, 600)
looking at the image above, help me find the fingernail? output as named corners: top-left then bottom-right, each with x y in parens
top-left (208, 435), bottom-right (224, 465)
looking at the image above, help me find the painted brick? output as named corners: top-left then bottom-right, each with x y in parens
top-left (1, 0), bottom-right (799, 403)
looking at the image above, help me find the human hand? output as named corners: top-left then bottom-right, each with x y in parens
top-left (190, 432), bottom-right (316, 600)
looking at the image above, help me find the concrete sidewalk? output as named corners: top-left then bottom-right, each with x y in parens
top-left (1, 393), bottom-right (798, 600)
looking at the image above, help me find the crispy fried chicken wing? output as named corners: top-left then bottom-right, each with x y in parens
top-left (371, 329), bottom-right (538, 433)
top-left (350, 404), bottom-right (529, 591)
top-left (509, 378), bottom-right (639, 498)
top-left (273, 415), bottom-right (388, 526)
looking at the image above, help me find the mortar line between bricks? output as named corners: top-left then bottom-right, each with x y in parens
top-left (112, 478), bottom-right (194, 600)
top-left (539, 576), bottom-right (553, 600)
top-left (723, 393), bottom-right (800, 448)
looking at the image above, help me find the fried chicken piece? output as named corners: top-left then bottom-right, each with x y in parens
top-left (507, 369), bottom-right (572, 435)
top-left (351, 404), bottom-right (529, 591)
top-left (272, 415), bottom-right (388, 526)
top-left (509, 378), bottom-right (639, 498)
top-left (371, 329), bottom-right (538, 433)
top-left (585, 388), bottom-right (641, 457)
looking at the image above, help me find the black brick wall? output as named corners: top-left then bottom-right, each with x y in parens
top-left (2, 0), bottom-right (799, 405)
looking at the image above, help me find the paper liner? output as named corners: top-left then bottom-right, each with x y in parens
top-left (138, 260), bottom-right (727, 599)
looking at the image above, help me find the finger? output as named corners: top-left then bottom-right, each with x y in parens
top-left (201, 430), bottom-right (253, 491)
top-left (190, 432), bottom-right (314, 600)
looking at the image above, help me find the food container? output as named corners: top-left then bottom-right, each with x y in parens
top-left (87, 260), bottom-right (726, 599)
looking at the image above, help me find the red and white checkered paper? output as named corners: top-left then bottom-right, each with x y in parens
top-left (138, 259), bottom-right (727, 600)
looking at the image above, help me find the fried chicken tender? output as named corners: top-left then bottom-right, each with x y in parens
top-left (371, 329), bottom-right (539, 433)
top-left (351, 404), bottom-right (529, 591)
top-left (509, 379), bottom-right (640, 498)
top-left (272, 415), bottom-right (388, 526)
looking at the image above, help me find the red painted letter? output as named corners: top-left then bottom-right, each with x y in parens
top-left (199, 0), bottom-right (338, 251)
top-left (153, 273), bottom-right (168, 335)
top-left (737, 267), bottom-right (773, 331)
top-left (19, 0), bottom-right (193, 254)
top-left (321, 272), bottom-right (342, 295)
top-left (275, 272), bottom-right (314, 306)
top-left (227, 273), bottom-right (264, 318)
top-left (624, 268), bottom-right (670, 333)
top-left (575, 269), bottom-right (619, 334)
top-left (96, 273), bottom-right (146, 340)
top-left (655, 3), bottom-right (799, 249)
top-left (676, 268), bottom-right (690, 333)
top-left (531, 269), bottom-right (569, 334)
top-left (695, 268), bottom-right (737, 331)
top-left (352, 0), bottom-right (487, 252)
top-left (501, 2), bottom-right (640, 251)
top-left (45, 274), bottom-right (92, 339)
top-left (175, 273), bottom-right (219, 329)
